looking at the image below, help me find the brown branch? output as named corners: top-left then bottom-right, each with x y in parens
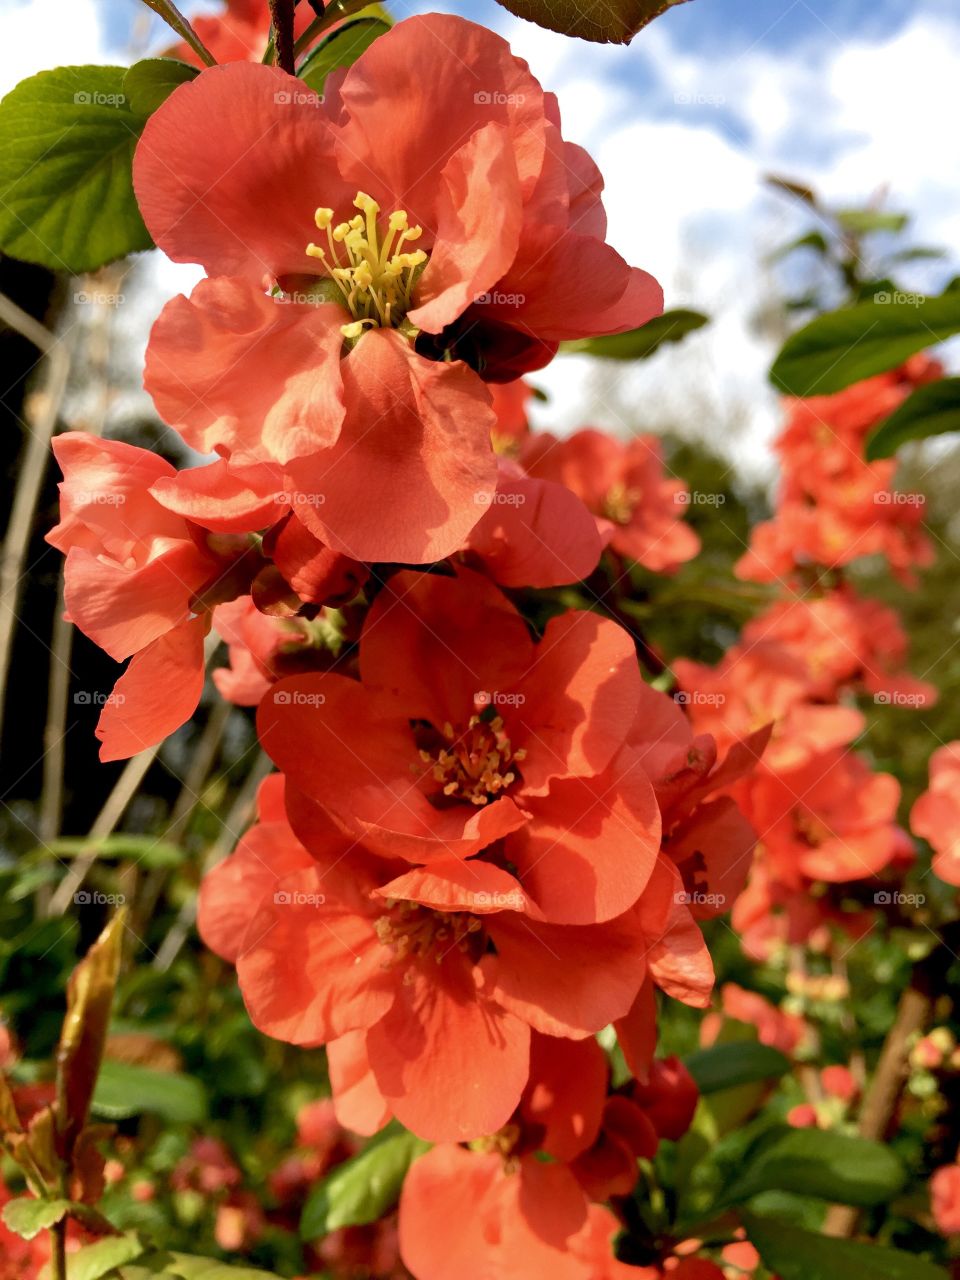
top-left (823, 978), bottom-right (933, 1237)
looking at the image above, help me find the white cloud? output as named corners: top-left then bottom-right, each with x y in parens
top-left (0, 0), bottom-right (106, 95)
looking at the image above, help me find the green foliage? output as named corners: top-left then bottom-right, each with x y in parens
top-left (122, 59), bottom-right (198, 115)
top-left (770, 290), bottom-right (960, 395)
top-left (92, 1061), bottom-right (208, 1125)
top-left (865, 377), bottom-right (960, 459)
top-left (742, 1211), bottom-right (949, 1280)
top-left (0, 66), bottom-right (154, 271)
top-left (64, 1232), bottom-right (147, 1280)
top-left (559, 309), bottom-right (708, 359)
top-left (722, 1127), bottom-right (906, 1207)
top-left (301, 1126), bottom-right (429, 1238)
top-left (2, 1195), bottom-right (72, 1239)
top-left (491, 0), bottom-right (692, 43)
top-left (299, 17), bottom-right (391, 94)
top-left (684, 1041), bottom-right (791, 1094)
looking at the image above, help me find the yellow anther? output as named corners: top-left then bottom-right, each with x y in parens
top-left (305, 191), bottom-right (427, 333)
top-left (340, 320), bottom-right (365, 339)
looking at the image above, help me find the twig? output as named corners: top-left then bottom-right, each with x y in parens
top-left (39, 567), bottom-right (74, 846)
top-left (0, 293), bottom-right (75, 748)
top-left (823, 982), bottom-right (932, 1237)
top-left (47, 746), bottom-right (161, 917)
top-left (137, 0), bottom-right (217, 65)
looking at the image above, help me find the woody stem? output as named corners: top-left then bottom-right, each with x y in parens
top-left (269, 0), bottom-right (297, 73)
top-left (50, 1218), bottom-right (67, 1280)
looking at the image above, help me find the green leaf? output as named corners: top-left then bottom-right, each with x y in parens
top-left (40, 836), bottom-right (185, 870)
top-left (865, 377), bottom-right (960, 460)
top-left (742, 1211), bottom-right (949, 1280)
top-left (0, 66), bottom-right (152, 272)
top-left (684, 1041), bottom-right (790, 1094)
top-left (890, 246), bottom-right (947, 263)
top-left (492, 0), bottom-right (692, 44)
top-left (560, 309), bottom-right (708, 360)
top-left (92, 1060), bottom-right (207, 1125)
top-left (1, 1196), bottom-right (71, 1240)
top-left (835, 208), bottom-right (909, 236)
top-left (770, 290), bottom-right (960, 395)
top-left (301, 1128), bottom-right (429, 1239)
top-left (723, 1127), bottom-right (905, 1207)
top-left (66, 1232), bottom-right (146, 1280)
top-left (122, 59), bottom-right (198, 115)
top-left (299, 17), bottom-right (391, 95)
top-left (769, 230), bottom-right (830, 262)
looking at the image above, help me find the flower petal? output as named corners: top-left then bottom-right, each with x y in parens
top-left (368, 962), bottom-right (530, 1142)
top-left (145, 277), bottom-right (345, 467)
top-left (286, 329), bottom-right (496, 563)
top-left (507, 746), bottom-right (660, 925)
top-left (134, 62), bottom-right (345, 280)
top-left (96, 615), bottom-right (207, 761)
top-left (235, 865), bottom-right (395, 1045)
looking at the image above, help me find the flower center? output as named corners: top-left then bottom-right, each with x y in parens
top-left (602, 483), bottom-right (638, 525)
top-left (416, 713), bottom-right (525, 807)
top-left (469, 1123), bottom-right (522, 1167)
top-left (375, 901), bottom-right (483, 971)
top-left (306, 191), bottom-right (427, 339)
top-left (794, 808), bottom-right (831, 847)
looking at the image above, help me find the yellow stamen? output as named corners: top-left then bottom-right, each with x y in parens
top-left (304, 190), bottom-right (427, 334)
